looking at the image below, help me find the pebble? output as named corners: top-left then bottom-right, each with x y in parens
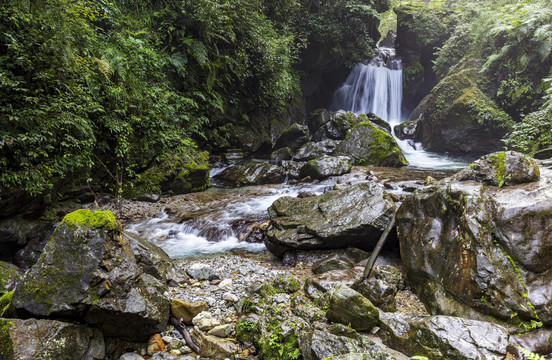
top-left (207, 324), bottom-right (233, 338)
top-left (161, 336), bottom-right (172, 344)
top-left (187, 263), bottom-right (218, 280)
top-left (169, 338), bottom-right (183, 350)
top-left (222, 292), bottom-right (238, 302)
top-left (192, 311), bottom-right (221, 331)
top-left (218, 279), bottom-right (232, 289)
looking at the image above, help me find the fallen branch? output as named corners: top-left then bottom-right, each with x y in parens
top-left (356, 214), bottom-right (396, 285)
top-left (170, 316), bottom-right (200, 353)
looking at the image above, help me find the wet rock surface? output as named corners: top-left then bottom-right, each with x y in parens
top-left (397, 153), bottom-right (552, 324)
top-left (298, 155), bottom-right (352, 180)
top-left (214, 162), bottom-right (287, 187)
top-left (265, 182), bottom-right (396, 257)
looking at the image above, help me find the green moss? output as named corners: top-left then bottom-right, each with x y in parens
top-left (489, 152), bottom-right (507, 187)
top-left (273, 275), bottom-right (302, 294)
top-left (0, 291), bottom-right (13, 317)
top-left (353, 122), bottom-right (408, 166)
top-left (0, 319), bottom-right (14, 359)
top-left (61, 209), bottom-right (117, 231)
top-left (236, 320), bottom-right (256, 343)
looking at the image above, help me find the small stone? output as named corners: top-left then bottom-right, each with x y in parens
top-left (192, 311), bottom-right (221, 331)
top-left (171, 299), bottom-right (210, 324)
top-left (222, 292), bottom-right (238, 302)
top-left (161, 336), bottom-right (172, 344)
top-left (181, 345), bottom-right (192, 354)
top-left (169, 350), bottom-right (181, 356)
top-left (207, 324), bottom-right (233, 338)
top-left (424, 176), bottom-right (436, 185)
top-left (187, 263), bottom-right (218, 280)
top-left (169, 338), bottom-right (184, 350)
top-left (218, 279), bottom-right (233, 289)
top-left (119, 353), bottom-right (145, 360)
top-left (147, 334), bottom-right (165, 356)
top-left (211, 279), bottom-right (222, 285)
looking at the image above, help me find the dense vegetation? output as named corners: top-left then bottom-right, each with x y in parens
top-left (0, 0), bottom-right (384, 198)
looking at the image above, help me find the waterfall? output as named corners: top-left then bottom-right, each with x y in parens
top-left (330, 47), bottom-right (469, 170)
top-left (331, 47), bottom-right (403, 123)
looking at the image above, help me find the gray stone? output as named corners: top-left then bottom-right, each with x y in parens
top-left (265, 182), bottom-right (396, 257)
top-left (208, 324), bottom-right (233, 338)
top-left (119, 353), bottom-right (145, 360)
top-left (311, 255), bottom-right (354, 275)
top-left (187, 263), bottom-right (218, 281)
top-left (295, 140), bottom-right (339, 161)
top-left (193, 311), bottom-right (221, 331)
top-left (214, 162), bottom-right (286, 187)
top-left (354, 265), bottom-right (405, 312)
top-left (393, 119), bottom-right (418, 140)
top-left (193, 330), bottom-right (239, 360)
top-left (397, 154), bottom-right (552, 324)
top-left (2, 318), bottom-right (105, 360)
top-left (299, 155), bottom-right (352, 180)
top-left (273, 123), bottom-right (309, 152)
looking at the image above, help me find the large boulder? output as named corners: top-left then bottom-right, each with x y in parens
top-left (273, 123), bottom-right (309, 152)
top-left (265, 182), bottom-right (396, 257)
top-left (0, 318), bottom-right (105, 360)
top-left (298, 155), bottom-right (352, 180)
top-left (409, 72), bottom-right (511, 153)
top-left (396, 152), bottom-right (552, 324)
top-left (325, 285), bottom-right (379, 331)
top-left (379, 313), bottom-right (510, 360)
top-left (393, 120), bottom-right (419, 140)
top-left (12, 209), bottom-right (171, 341)
top-left (214, 162), bottom-right (286, 186)
top-left (335, 121), bottom-right (408, 166)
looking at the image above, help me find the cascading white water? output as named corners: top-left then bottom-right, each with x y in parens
top-left (331, 47), bottom-right (468, 170)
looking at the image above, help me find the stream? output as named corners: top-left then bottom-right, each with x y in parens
top-left (126, 46), bottom-right (473, 259)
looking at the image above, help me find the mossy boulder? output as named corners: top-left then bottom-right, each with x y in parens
top-left (132, 150), bottom-right (210, 197)
top-left (410, 72), bottom-right (512, 153)
top-left (396, 155), bottom-right (552, 324)
top-left (312, 110), bottom-right (368, 142)
top-left (12, 209), bottom-right (171, 341)
top-left (214, 162), bottom-right (286, 186)
top-left (265, 182), bottom-right (396, 257)
top-left (0, 318), bottom-right (105, 360)
top-left (299, 155), bottom-right (352, 180)
top-left (335, 122), bottom-right (408, 167)
top-left (306, 108), bottom-right (331, 134)
top-left (271, 147), bottom-right (293, 161)
top-left (393, 120), bottom-right (419, 140)
top-left (273, 123), bottom-right (310, 152)
top-left (325, 285), bottom-right (379, 331)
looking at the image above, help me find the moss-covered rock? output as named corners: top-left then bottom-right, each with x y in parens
top-left (132, 150), bottom-right (210, 197)
top-left (273, 123), bottom-right (310, 152)
top-left (271, 147), bottom-right (293, 161)
top-left (410, 71), bottom-right (512, 153)
top-left (335, 121), bottom-right (407, 167)
top-left (299, 155), bottom-right (352, 180)
top-left (12, 212), bottom-right (171, 341)
top-left (295, 140), bottom-right (339, 161)
top-left (326, 285), bottom-right (379, 331)
top-left (393, 119), bottom-right (419, 140)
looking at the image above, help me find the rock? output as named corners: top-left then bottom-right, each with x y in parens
top-left (533, 148), bottom-right (552, 160)
top-left (0, 261), bottom-right (21, 293)
top-left (13, 221), bottom-right (55, 270)
top-left (208, 324), bottom-right (233, 338)
top-left (218, 279), bottom-right (232, 289)
top-left (222, 292), bottom-right (238, 302)
top-left (193, 330), bottom-right (239, 360)
top-left (410, 71), bottom-right (510, 153)
top-left (311, 110), bottom-right (370, 142)
top-left (379, 313), bottom-right (509, 360)
top-left (135, 151), bottom-right (210, 196)
top-left (147, 334), bottom-right (165, 356)
top-left (299, 323), bottom-right (401, 360)
top-left (271, 147), bottom-right (293, 161)
top-left (393, 120), bottom-right (418, 140)
top-left (295, 140), bottom-right (339, 161)
top-left (299, 155), bottom-right (352, 180)
top-left (306, 109), bottom-right (331, 134)
top-left (0, 218), bottom-right (36, 260)
top-left (161, 335), bottom-right (172, 344)
top-left (169, 337), bottom-right (184, 350)
top-left (119, 353), bottom-right (145, 360)
top-left (311, 255), bottom-right (354, 275)
top-left (265, 182), bottom-right (396, 257)
top-left (396, 155), bottom-right (552, 324)
top-left (353, 265), bottom-right (405, 312)
top-left (273, 123), bottom-right (309, 152)
top-left (454, 151), bottom-right (540, 187)
top-left (193, 311), bottom-right (221, 331)
top-left (214, 162), bottom-right (286, 186)
top-left (169, 349), bottom-right (181, 356)
top-left (326, 285), bottom-right (379, 331)
top-left (12, 209), bottom-right (170, 341)
top-left (424, 176), bottom-right (436, 185)
top-left (335, 121), bottom-right (408, 167)
top-left (171, 300), bottom-right (209, 324)
top-left (283, 247), bottom-right (370, 267)
top-left (187, 263), bottom-right (218, 281)
top-left (1, 318), bottom-right (105, 360)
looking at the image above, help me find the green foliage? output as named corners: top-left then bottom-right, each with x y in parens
top-left (503, 104), bottom-right (552, 154)
top-left (517, 346), bottom-right (545, 360)
top-left (0, 291), bottom-right (14, 317)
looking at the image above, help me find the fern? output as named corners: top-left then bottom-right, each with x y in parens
top-left (92, 57), bottom-right (113, 81)
top-left (517, 346), bottom-right (545, 360)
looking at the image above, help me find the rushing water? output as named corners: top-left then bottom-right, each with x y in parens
top-left (331, 46), bottom-right (469, 171)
